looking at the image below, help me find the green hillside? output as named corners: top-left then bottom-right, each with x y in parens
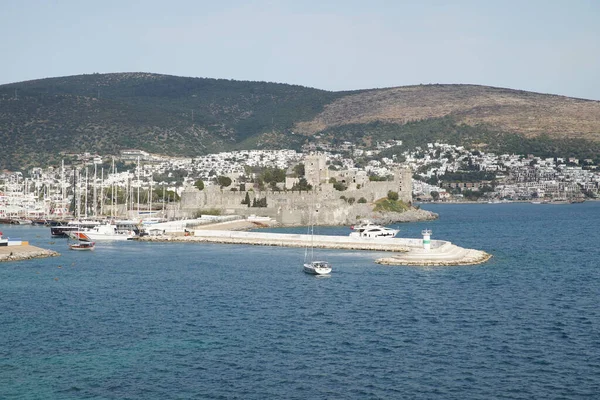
top-left (0, 73), bottom-right (343, 169)
top-left (1, 74), bottom-right (600, 170)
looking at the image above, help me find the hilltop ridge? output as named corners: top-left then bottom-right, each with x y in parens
top-left (1, 73), bottom-right (600, 170)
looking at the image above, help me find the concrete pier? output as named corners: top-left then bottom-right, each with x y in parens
top-left (375, 242), bottom-right (492, 266)
top-left (141, 230), bottom-right (412, 252)
top-left (138, 229), bottom-right (491, 266)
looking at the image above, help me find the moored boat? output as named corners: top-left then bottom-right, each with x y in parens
top-left (51, 219), bottom-right (103, 237)
top-left (73, 222), bottom-right (137, 241)
top-left (349, 225), bottom-right (399, 238)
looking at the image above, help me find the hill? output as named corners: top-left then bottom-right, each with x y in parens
top-left (1, 74), bottom-right (600, 170)
top-left (0, 73), bottom-right (344, 169)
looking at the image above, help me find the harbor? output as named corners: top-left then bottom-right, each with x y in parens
top-left (0, 216), bottom-right (490, 266)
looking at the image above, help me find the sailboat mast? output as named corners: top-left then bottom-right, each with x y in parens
top-left (111, 157), bottom-right (115, 219)
top-left (137, 156), bottom-right (140, 217)
top-left (100, 167), bottom-right (104, 216)
top-left (84, 167), bottom-right (88, 217)
top-left (93, 163), bottom-right (97, 217)
top-left (73, 167), bottom-right (78, 219)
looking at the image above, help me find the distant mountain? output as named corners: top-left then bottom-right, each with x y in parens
top-left (1, 73), bottom-right (600, 170)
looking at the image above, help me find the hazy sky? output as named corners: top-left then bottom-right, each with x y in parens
top-left (2, 0), bottom-right (599, 99)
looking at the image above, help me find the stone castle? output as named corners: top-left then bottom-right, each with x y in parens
top-left (180, 153), bottom-right (412, 225)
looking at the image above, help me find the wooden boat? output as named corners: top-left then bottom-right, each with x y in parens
top-left (69, 241), bottom-right (95, 251)
top-left (68, 231), bottom-right (95, 251)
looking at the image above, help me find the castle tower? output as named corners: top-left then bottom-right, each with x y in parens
top-left (304, 153), bottom-right (328, 188)
top-left (393, 166), bottom-right (413, 204)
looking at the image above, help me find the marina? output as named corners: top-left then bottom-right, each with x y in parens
top-left (0, 214), bottom-right (490, 265)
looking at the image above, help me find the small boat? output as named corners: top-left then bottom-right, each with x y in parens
top-left (68, 231), bottom-right (95, 251)
top-left (10, 218), bottom-right (33, 225)
top-left (303, 202), bottom-right (331, 275)
top-left (349, 225), bottom-right (399, 238)
top-left (69, 241), bottom-right (95, 251)
top-left (303, 260), bottom-right (332, 275)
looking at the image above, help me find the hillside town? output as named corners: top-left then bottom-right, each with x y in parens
top-left (1, 141), bottom-right (599, 222)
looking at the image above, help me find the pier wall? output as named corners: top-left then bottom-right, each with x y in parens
top-left (139, 229), bottom-right (490, 266)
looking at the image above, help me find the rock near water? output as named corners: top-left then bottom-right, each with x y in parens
top-left (363, 208), bottom-right (439, 225)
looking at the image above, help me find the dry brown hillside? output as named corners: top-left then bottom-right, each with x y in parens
top-left (295, 84), bottom-right (600, 141)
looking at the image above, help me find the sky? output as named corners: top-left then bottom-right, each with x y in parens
top-left (1, 0), bottom-right (599, 100)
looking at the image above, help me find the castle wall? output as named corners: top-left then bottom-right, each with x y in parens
top-left (179, 166), bottom-right (413, 223)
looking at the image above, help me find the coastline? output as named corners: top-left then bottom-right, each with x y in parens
top-left (0, 244), bottom-right (60, 262)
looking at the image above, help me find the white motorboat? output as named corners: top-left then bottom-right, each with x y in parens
top-left (73, 223), bottom-right (137, 241)
top-left (350, 219), bottom-right (377, 230)
top-left (303, 260), bottom-right (332, 275)
top-left (349, 225), bottom-right (399, 238)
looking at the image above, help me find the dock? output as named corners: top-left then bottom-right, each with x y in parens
top-left (138, 229), bottom-right (491, 266)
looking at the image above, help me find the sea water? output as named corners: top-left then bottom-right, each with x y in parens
top-left (1, 202), bottom-right (599, 399)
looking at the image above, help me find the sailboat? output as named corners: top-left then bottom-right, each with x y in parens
top-left (303, 203), bottom-right (332, 275)
top-left (68, 231), bottom-right (95, 251)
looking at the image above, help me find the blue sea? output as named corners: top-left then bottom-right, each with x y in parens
top-left (1, 202), bottom-right (599, 399)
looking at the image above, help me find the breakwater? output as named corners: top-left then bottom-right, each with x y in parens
top-left (137, 230), bottom-right (491, 266)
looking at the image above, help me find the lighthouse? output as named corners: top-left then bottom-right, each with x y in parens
top-left (422, 229), bottom-right (432, 250)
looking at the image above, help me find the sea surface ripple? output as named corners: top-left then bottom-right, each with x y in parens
top-left (1, 202), bottom-right (599, 399)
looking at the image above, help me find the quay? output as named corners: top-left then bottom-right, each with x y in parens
top-left (138, 225), bottom-right (491, 266)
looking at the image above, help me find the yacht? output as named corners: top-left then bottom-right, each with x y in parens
top-left (73, 222), bottom-right (137, 241)
top-left (349, 225), bottom-right (399, 238)
top-left (51, 219), bottom-right (102, 237)
top-left (350, 220), bottom-right (377, 230)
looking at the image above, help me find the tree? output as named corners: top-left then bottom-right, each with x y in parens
top-left (216, 175), bottom-right (232, 188)
top-left (259, 167), bottom-right (286, 184)
top-left (194, 179), bottom-right (204, 191)
top-left (333, 182), bottom-right (347, 191)
top-left (387, 190), bottom-right (399, 201)
top-left (293, 163), bottom-right (305, 177)
top-left (358, 197), bottom-right (367, 203)
top-left (291, 178), bottom-right (312, 191)
top-left (242, 191), bottom-right (251, 206)
top-left (430, 191), bottom-right (440, 201)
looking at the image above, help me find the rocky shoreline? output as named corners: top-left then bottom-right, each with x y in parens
top-left (0, 245), bottom-right (60, 262)
top-left (362, 208), bottom-right (439, 226)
